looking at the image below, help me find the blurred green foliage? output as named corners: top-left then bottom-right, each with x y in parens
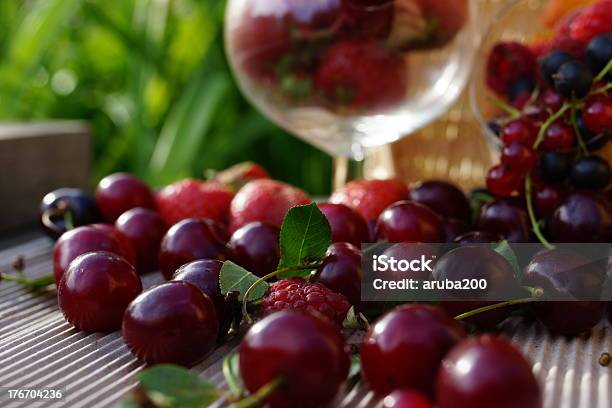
top-left (0, 0), bottom-right (332, 195)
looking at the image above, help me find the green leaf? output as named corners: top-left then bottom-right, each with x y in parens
top-left (219, 261), bottom-right (269, 302)
top-left (137, 365), bottom-right (219, 408)
top-left (278, 203), bottom-right (331, 275)
top-left (492, 240), bottom-right (520, 279)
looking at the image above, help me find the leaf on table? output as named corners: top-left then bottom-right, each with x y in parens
top-left (219, 261), bottom-right (269, 302)
top-left (137, 364), bottom-right (219, 408)
top-left (278, 203), bottom-right (331, 277)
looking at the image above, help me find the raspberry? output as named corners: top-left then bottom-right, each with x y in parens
top-left (486, 42), bottom-right (536, 95)
top-left (156, 179), bottom-right (234, 226)
top-left (261, 278), bottom-right (351, 325)
top-left (209, 162), bottom-right (270, 190)
top-left (229, 179), bottom-right (311, 233)
top-left (569, 0), bottom-right (612, 44)
top-left (330, 178), bottom-right (409, 221)
top-left (315, 41), bottom-right (408, 110)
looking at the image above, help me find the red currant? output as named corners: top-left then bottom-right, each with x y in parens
top-left (533, 184), bottom-right (564, 218)
top-left (501, 118), bottom-right (538, 146)
top-left (539, 88), bottom-right (563, 112)
top-left (583, 94), bottom-right (612, 134)
top-left (501, 142), bottom-right (536, 174)
top-left (376, 201), bottom-right (445, 243)
top-left (485, 164), bottom-right (522, 197)
top-left (541, 121), bottom-right (575, 150)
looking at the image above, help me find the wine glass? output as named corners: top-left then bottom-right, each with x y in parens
top-left (225, 0), bottom-right (481, 187)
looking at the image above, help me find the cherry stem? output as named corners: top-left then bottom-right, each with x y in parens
top-left (487, 95), bottom-right (521, 119)
top-left (533, 103), bottom-right (572, 149)
top-left (222, 354), bottom-right (244, 399)
top-left (570, 104), bottom-right (589, 155)
top-left (241, 262), bottom-right (323, 324)
top-left (591, 82), bottom-right (612, 95)
top-left (594, 59), bottom-right (612, 83)
top-left (524, 176), bottom-right (555, 250)
top-left (228, 377), bottom-right (283, 408)
top-left (0, 273), bottom-right (54, 289)
top-left (454, 289), bottom-right (544, 321)
top-left (41, 201), bottom-right (74, 234)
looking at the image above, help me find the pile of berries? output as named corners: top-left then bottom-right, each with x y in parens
top-left (229, 0), bottom-right (469, 112)
top-left (484, 0), bottom-right (611, 245)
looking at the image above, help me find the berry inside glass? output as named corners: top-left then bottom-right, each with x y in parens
top-left (225, 0), bottom-right (478, 182)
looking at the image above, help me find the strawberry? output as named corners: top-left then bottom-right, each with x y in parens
top-left (386, 0), bottom-right (469, 51)
top-left (209, 162), bottom-right (270, 191)
top-left (569, 0), bottom-right (612, 43)
top-left (156, 179), bottom-right (234, 226)
top-left (315, 41), bottom-right (408, 110)
top-left (329, 178), bottom-right (410, 221)
top-left (229, 179), bottom-right (311, 233)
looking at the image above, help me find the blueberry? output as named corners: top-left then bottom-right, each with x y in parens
top-left (538, 151), bottom-right (571, 184)
top-left (540, 51), bottom-right (573, 85)
top-left (570, 156), bottom-right (611, 190)
top-left (553, 61), bottom-right (594, 99)
top-left (586, 34), bottom-right (612, 78)
top-left (576, 111), bottom-right (610, 151)
top-left (508, 79), bottom-right (535, 103)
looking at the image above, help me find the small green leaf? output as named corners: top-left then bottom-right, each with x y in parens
top-left (492, 240), bottom-right (520, 279)
top-left (278, 203), bottom-right (331, 275)
top-left (219, 261), bottom-right (269, 302)
top-left (137, 365), bottom-right (219, 408)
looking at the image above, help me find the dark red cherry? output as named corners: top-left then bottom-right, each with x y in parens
top-left (228, 222), bottom-right (280, 277)
top-left (159, 218), bottom-right (227, 279)
top-left (442, 218), bottom-right (469, 242)
top-left (318, 202), bottom-right (370, 246)
top-left (454, 231), bottom-right (501, 244)
top-left (409, 181), bottom-right (471, 222)
top-left (53, 225), bottom-right (131, 283)
top-left (361, 305), bottom-right (466, 396)
top-left (40, 188), bottom-right (100, 239)
top-left (313, 242), bottom-right (362, 307)
top-left (173, 260), bottom-right (231, 336)
top-left (479, 198), bottom-right (531, 242)
top-left (239, 311), bottom-right (349, 408)
top-left (58, 252), bottom-right (142, 332)
top-left (379, 243), bottom-right (438, 282)
top-left (549, 191), bottom-right (612, 243)
top-left (523, 250), bottom-right (606, 335)
top-left (115, 208), bottom-right (167, 273)
top-left (95, 173), bottom-right (155, 223)
top-left (436, 335), bottom-right (541, 408)
top-left (91, 224), bottom-right (137, 267)
top-left (376, 201), bottom-right (445, 243)
top-left (122, 281), bottom-right (218, 366)
top-left (382, 389), bottom-right (432, 408)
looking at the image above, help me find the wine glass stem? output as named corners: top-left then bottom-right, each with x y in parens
top-left (333, 156), bottom-right (364, 190)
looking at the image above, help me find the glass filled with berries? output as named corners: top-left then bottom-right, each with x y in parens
top-left (225, 0), bottom-right (480, 184)
top-left (471, 0), bottom-right (611, 247)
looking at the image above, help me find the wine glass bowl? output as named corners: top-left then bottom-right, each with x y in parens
top-left (225, 0), bottom-right (480, 160)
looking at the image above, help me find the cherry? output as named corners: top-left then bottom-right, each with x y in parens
top-left (53, 225), bottom-right (131, 283)
top-left (583, 95), bottom-right (612, 135)
top-left (58, 252), bottom-right (142, 332)
top-left (533, 184), bottom-right (564, 218)
top-left (550, 191), bottom-right (612, 243)
top-left (173, 260), bottom-right (231, 337)
top-left (409, 181), bottom-right (471, 222)
top-left (380, 243), bottom-right (438, 282)
top-left (159, 218), bottom-right (227, 280)
top-left (228, 222), bottom-right (280, 277)
top-left (40, 188), bottom-right (100, 239)
top-left (541, 122), bottom-right (575, 151)
top-left (479, 198), bottom-right (531, 242)
top-left (361, 305), bottom-right (466, 396)
top-left (501, 118), bottom-right (537, 146)
top-left (91, 224), bottom-right (137, 267)
top-left (433, 246), bottom-right (520, 300)
top-left (239, 311), bottom-right (349, 408)
top-left (486, 164), bottom-right (522, 197)
top-left (436, 335), bottom-right (541, 408)
top-left (454, 231), bottom-right (500, 244)
top-left (439, 301), bottom-right (512, 329)
top-left (122, 281), bottom-right (218, 366)
top-left (523, 250), bottom-right (606, 335)
top-left (115, 208), bottom-right (167, 273)
top-left (376, 201), bottom-right (445, 243)
top-left (95, 173), bottom-right (155, 223)
top-left (318, 202), bottom-right (369, 246)
top-left (313, 242), bottom-right (362, 307)
top-left (570, 155), bottom-right (611, 190)
top-left (501, 142), bottom-right (536, 173)
top-left (442, 218), bottom-right (469, 243)
top-left (382, 389), bottom-right (432, 408)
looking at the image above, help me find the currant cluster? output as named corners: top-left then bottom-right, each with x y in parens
top-left (230, 0), bottom-right (468, 112)
top-left (484, 12), bottom-right (611, 245)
